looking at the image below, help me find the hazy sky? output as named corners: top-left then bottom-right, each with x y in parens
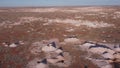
top-left (0, 0), bottom-right (120, 7)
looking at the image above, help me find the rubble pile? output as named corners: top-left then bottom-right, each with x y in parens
top-left (79, 41), bottom-right (120, 68)
top-left (27, 39), bottom-right (72, 68)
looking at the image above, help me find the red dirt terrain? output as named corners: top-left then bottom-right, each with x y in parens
top-left (0, 6), bottom-right (120, 68)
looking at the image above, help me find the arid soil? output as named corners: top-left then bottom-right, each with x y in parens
top-left (0, 6), bottom-right (120, 68)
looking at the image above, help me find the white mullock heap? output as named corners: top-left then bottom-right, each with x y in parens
top-left (79, 41), bottom-right (120, 68)
top-left (27, 39), bottom-right (72, 68)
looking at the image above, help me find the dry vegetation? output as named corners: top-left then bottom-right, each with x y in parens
top-left (0, 6), bottom-right (120, 68)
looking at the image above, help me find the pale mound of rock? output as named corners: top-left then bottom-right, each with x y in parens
top-left (79, 41), bottom-right (120, 68)
top-left (9, 43), bottom-right (18, 48)
top-left (28, 39), bottom-right (72, 68)
top-left (64, 38), bottom-right (80, 44)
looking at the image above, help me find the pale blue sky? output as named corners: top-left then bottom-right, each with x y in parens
top-left (0, 0), bottom-right (120, 7)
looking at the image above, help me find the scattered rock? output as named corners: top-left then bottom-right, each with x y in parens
top-left (2, 41), bottom-right (24, 48)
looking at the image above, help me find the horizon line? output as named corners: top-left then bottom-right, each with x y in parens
top-left (0, 5), bottom-right (120, 8)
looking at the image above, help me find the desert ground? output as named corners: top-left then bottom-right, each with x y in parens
top-left (0, 6), bottom-right (120, 68)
